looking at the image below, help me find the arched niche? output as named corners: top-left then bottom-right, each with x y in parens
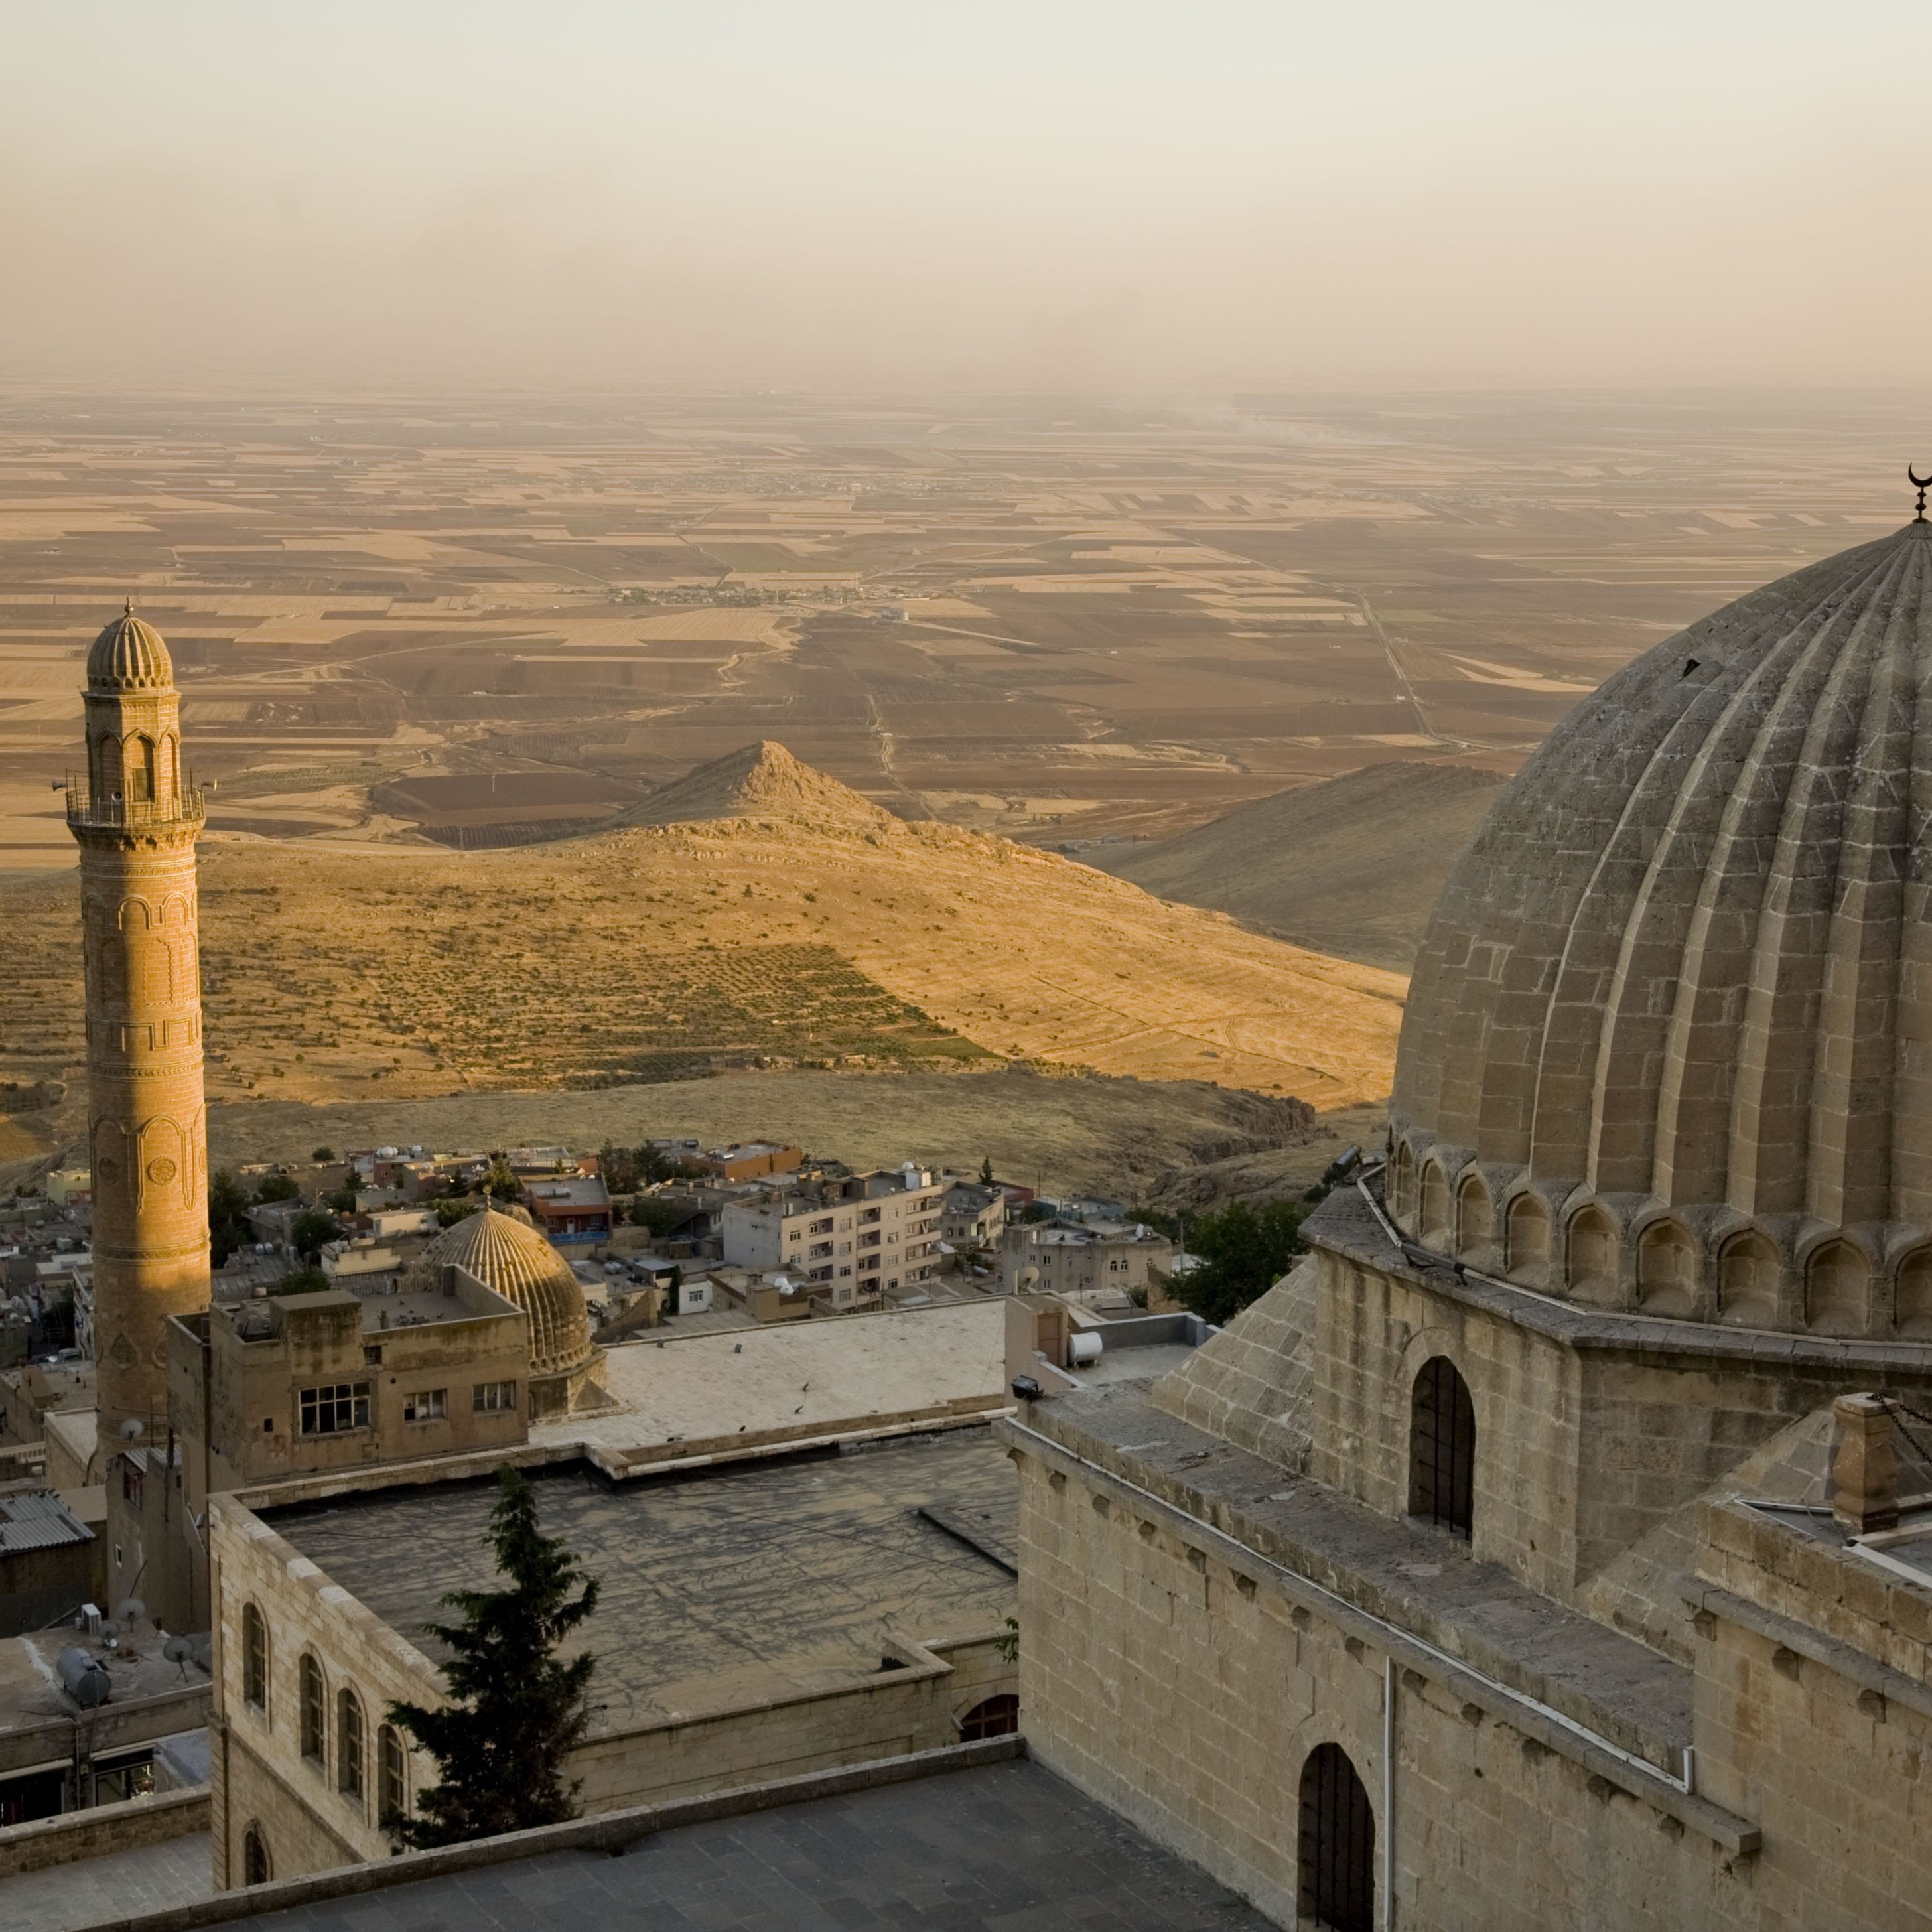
top-left (1418, 1161), bottom-right (1450, 1247)
top-left (1896, 1249), bottom-right (1932, 1340)
top-left (1407, 1355), bottom-right (1475, 1537)
top-left (1455, 1174), bottom-right (1495, 1262)
top-left (1390, 1142), bottom-right (1416, 1227)
top-left (1566, 1204), bottom-right (1619, 1306)
top-left (1505, 1193), bottom-right (1550, 1286)
top-left (1805, 1240), bottom-right (1870, 1336)
top-left (1717, 1231), bottom-right (1780, 1328)
top-left (1636, 1219), bottom-right (1697, 1318)
top-left (1298, 1743), bottom-right (1374, 1932)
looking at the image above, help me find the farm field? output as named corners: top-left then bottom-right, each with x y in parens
top-left (0, 386), bottom-right (1917, 875)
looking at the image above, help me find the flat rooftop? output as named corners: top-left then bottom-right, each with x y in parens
top-left (155, 1758), bottom-right (1273, 1932)
top-left (545, 1299), bottom-right (1007, 1458)
top-left (262, 1429), bottom-right (1015, 1730)
top-left (0, 1618), bottom-right (207, 1735)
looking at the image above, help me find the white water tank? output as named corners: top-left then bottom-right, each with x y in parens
top-left (1068, 1331), bottom-right (1103, 1369)
top-left (58, 1647), bottom-right (111, 1708)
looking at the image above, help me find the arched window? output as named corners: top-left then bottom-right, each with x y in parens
top-left (1391, 1142), bottom-right (1415, 1225)
top-left (242, 1824), bottom-right (271, 1888)
top-left (241, 1603), bottom-right (268, 1712)
top-left (1637, 1220), bottom-right (1696, 1317)
top-left (378, 1724), bottom-right (409, 1827)
top-left (127, 736), bottom-right (156, 803)
top-left (1407, 1356), bottom-right (1474, 1537)
top-left (957, 1694), bottom-right (1019, 1740)
top-left (1298, 1742), bottom-right (1374, 1932)
top-left (1505, 1194), bottom-right (1549, 1286)
top-left (1718, 1232), bottom-right (1779, 1328)
top-left (1566, 1204), bottom-right (1618, 1304)
top-left (1455, 1175), bottom-right (1493, 1261)
top-left (1806, 1241), bottom-right (1870, 1335)
top-left (299, 1655), bottom-right (326, 1766)
top-left (336, 1688), bottom-right (365, 1799)
top-left (1897, 1249), bottom-right (1932, 1339)
top-left (1418, 1162), bottom-right (1450, 1245)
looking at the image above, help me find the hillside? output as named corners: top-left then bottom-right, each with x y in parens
top-left (0, 744), bottom-right (1404, 1138)
top-left (1088, 762), bottom-right (1506, 971)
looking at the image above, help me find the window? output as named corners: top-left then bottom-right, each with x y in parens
top-left (1408, 1357), bottom-right (1475, 1537)
top-left (403, 1389), bottom-right (447, 1423)
top-left (261, 1416), bottom-right (274, 1434)
top-left (473, 1380), bottom-right (517, 1413)
top-left (378, 1724), bottom-right (409, 1827)
top-left (299, 1383), bottom-right (370, 1436)
top-left (1298, 1743), bottom-right (1373, 1932)
top-left (241, 1603), bottom-right (268, 1712)
top-left (122, 1463), bottom-right (144, 1510)
top-left (242, 1825), bottom-right (272, 1887)
top-left (336, 1689), bottom-right (365, 1799)
top-left (299, 1655), bottom-right (326, 1765)
top-left (958, 1694), bottom-right (1020, 1740)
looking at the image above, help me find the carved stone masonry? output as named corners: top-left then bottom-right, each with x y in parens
top-left (68, 606), bottom-right (212, 1442)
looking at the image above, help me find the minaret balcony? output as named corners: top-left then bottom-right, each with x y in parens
top-left (65, 778), bottom-right (206, 833)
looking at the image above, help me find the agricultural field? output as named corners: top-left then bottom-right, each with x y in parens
top-left (0, 386), bottom-right (1917, 876)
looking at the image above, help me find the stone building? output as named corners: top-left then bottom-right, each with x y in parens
top-left (66, 606), bottom-right (210, 1448)
top-left (399, 1203), bottom-right (604, 1418)
top-left (1004, 519), bottom-right (1932, 1929)
top-left (999, 1218), bottom-right (1174, 1302)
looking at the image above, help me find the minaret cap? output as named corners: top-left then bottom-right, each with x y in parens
top-left (86, 602), bottom-right (174, 692)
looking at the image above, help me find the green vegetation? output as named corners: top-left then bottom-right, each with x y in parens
top-left (310, 1146), bottom-right (336, 1162)
top-left (253, 1170), bottom-right (300, 1204)
top-left (208, 1170), bottom-right (253, 1267)
top-left (387, 1467), bottom-right (600, 1848)
top-left (290, 1210), bottom-right (340, 1261)
top-left (1159, 1197), bottom-right (1310, 1327)
top-left (435, 1197), bottom-right (482, 1227)
top-left (628, 1197), bottom-right (692, 1237)
top-left (271, 1267), bottom-right (333, 1296)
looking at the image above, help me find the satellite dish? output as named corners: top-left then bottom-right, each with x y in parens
top-left (98, 1619), bottom-right (122, 1643)
top-left (163, 1635), bottom-right (193, 1669)
top-left (1018, 1267), bottom-right (1040, 1291)
top-left (116, 1598), bottom-right (146, 1625)
top-left (118, 1416), bottom-right (145, 1440)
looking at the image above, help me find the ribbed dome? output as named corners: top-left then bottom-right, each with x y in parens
top-left (87, 605), bottom-right (174, 691)
top-left (407, 1204), bottom-right (596, 1383)
top-left (1391, 520), bottom-right (1932, 1338)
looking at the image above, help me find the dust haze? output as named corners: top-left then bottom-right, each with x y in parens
top-left (6, 1), bottom-right (1931, 392)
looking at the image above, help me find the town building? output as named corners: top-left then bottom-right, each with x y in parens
top-left (941, 1181), bottom-right (1007, 1251)
top-left (997, 1219), bottom-right (1174, 1302)
top-left (520, 1174), bottom-right (613, 1242)
top-left (701, 1141), bottom-right (803, 1184)
top-left (1004, 518), bottom-right (1932, 1931)
top-left (719, 1166), bottom-right (945, 1308)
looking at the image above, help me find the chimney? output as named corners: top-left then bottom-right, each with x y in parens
top-left (1830, 1393), bottom-right (1899, 1536)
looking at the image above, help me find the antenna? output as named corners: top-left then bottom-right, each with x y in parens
top-left (1912, 465), bottom-right (1932, 524)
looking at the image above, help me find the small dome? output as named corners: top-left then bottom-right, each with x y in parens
top-left (1391, 520), bottom-right (1932, 1334)
top-left (87, 604), bottom-right (174, 691)
top-left (407, 1204), bottom-right (596, 1383)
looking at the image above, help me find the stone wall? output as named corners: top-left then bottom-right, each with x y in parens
top-left (0, 1785), bottom-right (208, 1879)
top-left (1009, 1434), bottom-right (1744, 1930)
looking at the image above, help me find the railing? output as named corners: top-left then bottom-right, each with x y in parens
top-left (64, 778), bottom-right (206, 832)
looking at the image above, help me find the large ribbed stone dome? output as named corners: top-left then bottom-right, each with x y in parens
top-left (1389, 519), bottom-right (1932, 1338)
top-left (87, 604), bottom-right (174, 691)
top-left (405, 1202), bottom-right (598, 1411)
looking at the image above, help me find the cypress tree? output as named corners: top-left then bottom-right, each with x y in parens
top-left (386, 1466), bottom-right (600, 1847)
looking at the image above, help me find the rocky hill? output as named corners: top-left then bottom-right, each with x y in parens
top-left (0, 744), bottom-right (1405, 1133)
top-left (1087, 761), bottom-right (1506, 971)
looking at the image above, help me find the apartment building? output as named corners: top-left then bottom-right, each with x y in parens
top-left (997, 1219), bottom-right (1175, 1302)
top-left (720, 1165), bottom-right (945, 1310)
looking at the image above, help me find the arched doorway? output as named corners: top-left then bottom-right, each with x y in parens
top-left (957, 1694), bottom-right (1019, 1740)
top-left (1298, 1742), bottom-right (1374, 1932)
top-left (242, 1824), bottom-right (271, 1887)
top-left (1407, 1356), bottom-right (1475, 1537)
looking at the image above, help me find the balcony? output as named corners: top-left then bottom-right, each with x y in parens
top-left (65, 778), bottom-right (206, 834)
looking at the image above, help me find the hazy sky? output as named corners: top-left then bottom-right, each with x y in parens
top-left (5, 1), bottom-right (1929, 392)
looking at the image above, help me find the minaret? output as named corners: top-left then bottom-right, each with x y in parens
top-left (68, 603), bottom-right (211, 1445)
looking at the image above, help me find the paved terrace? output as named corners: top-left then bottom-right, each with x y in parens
top-left (262, 1430), bottom-right (1016, 1728)
top-left (127, 1758), bottom-right (1272, 1932)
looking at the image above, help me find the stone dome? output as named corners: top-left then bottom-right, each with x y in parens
top-left (406, 1202), bottom-right (597, 1400)
top-left (87, 604), bottom-right (174, 691)
top-left (1390, 519), bottom-right (1932, 1339)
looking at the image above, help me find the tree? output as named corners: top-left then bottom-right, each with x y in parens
top-left (1166, 1197), bottom-right (1309, 1328)
top-left (310, 1146), bottom-right (337, 1163)
top-left (979, 1155), bottom-right (995, 1186)
top-left (387, 1466), bottom-right (600, 1847)
top-left (435, 1196), bottom-right (481, 1227)
top-left (290, 1210), bottom-right (340, 1263)
top-left (253, 1170), bottom-right (299, 1204)
top-left (629, 1197), bottom-right (689, 1237)
top-left (482, 1158), bottom-right (520, 1202)
top-left (271, 1267), bottom-right (332, 1296)
top-left (208, 1170), bottom-right (252, 1267)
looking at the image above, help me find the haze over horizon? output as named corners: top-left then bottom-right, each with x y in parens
top-left (6, 1), bottom-right (1931, 396)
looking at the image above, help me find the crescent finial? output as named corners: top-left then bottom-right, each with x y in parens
top-left (1912, 466), bottom-right (1932, 523)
